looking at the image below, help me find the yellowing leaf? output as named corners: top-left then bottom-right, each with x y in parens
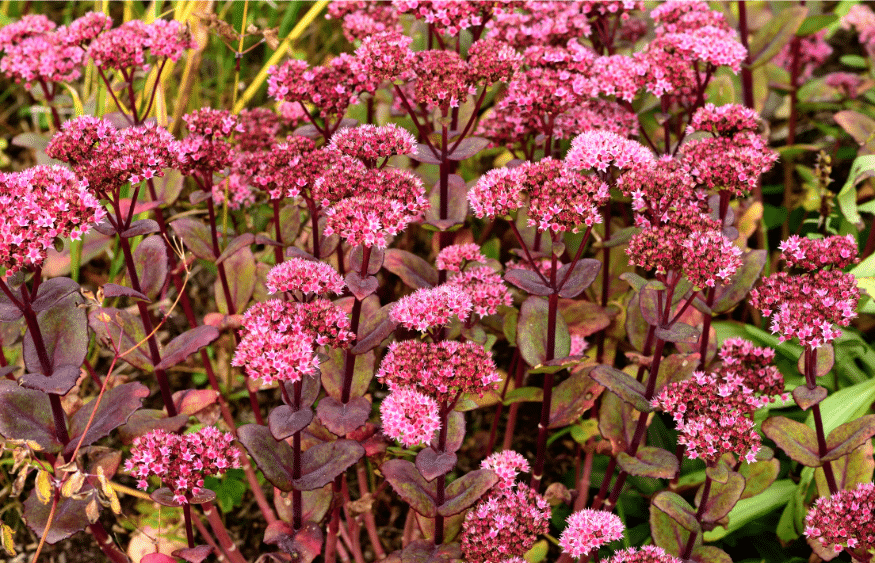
top-left (1, 523), bottom-right (15, 556)
top-left (35, 470), bottom-right (53, 504)
top-left (736, 201), bottom-right (763, 243)
top-left (524, 539), bottom-right (549, 563)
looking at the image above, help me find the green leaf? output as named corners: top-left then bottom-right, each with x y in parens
top-left (762, 416), bottom-right (821, 467)
top-left (836, 154), bottom-right (875, 225)
top-left (591, 365), bottom-right (652, 413)
top-left (822, 415), bottom-right (875, 462)
top-left (739, 458), bottom-right (780, 499)
top-left (617, 447), bottom-right (678, 479)
top-left (749, 6), bottom-right (809, 68)
top-left (652, 491), bottom-right (700, 532)
top-left (839, 54), bottom-right (869, 69)
top-left (517, 296), bottom-right (570, 367)
top-left (704, 480), bottom-right (795, 541)
top-left (503, 386), bottom-right (543, 406)
top-left (696, 471), bottom-right (745, 523)
top-left (796, 14), bottom-right (838, 36)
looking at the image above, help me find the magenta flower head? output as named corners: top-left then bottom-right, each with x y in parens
top-left (481, 450), bottom-right (530, 489)
top-left (469, 167), bottom-right (526, 219)
top-left (778, 234), bottom-right (859, 271)
top-left (59, 12), bottom-right (113, 46)
top-left (525, 159), bottom-right (610, 233)
top-left (125, 427), bottom-right (240, 505)
top-left (354, 30), bottom-right (413, 82)
top-left (412, 49), bottom-right (472, 111)
top-left (327, 2), bottom-right (402, 42)
top-left (394, 0), bottom-right (490, 37)
top-left (680, 132), bottom-right (777, 197)
top-left (606, 545), bottom-right (683, 563)
top-left (651, 0), bottom-right (730, 34)
top-left (88, 19), bottom-right (193, 71)
top-left (265, 258), bottom-right (345, 296)
top-left (327, 123), bottom-right (417, 165)
top-left (467, 38), bottom-right (523, 85)
top-left (805, 482), bottom-right (875, 556)
top-left (681, 230), bottom-right (742, 288)
top-left (559, 509), bottom-right (625, 558)
top-left (436, 243), bottom-right (487, 272)
top-left (0, 166), bottom-right (105, 274)
top-left (719, 338), bottom-right (785, 400)
top-left (446, 266), bottom-right (513, 318)
top-left (183, 107), bottom-right (242, 139)
top-left (377, 340), bottom-right (501, 402)
top-left (566, 130), bottom-right (654, 173)
top-left (268, 53), bottom-right (375, 118)
top-left (575, 54), bottom-right (646, 103)
top-left (235, 108), bottom-right (281, 153)
top-left (689, 103), bottom-right (761, 137)
top-left (380, 387), bottom-right (441, 447)
top-left (390, 284), bottom-right (473, 332)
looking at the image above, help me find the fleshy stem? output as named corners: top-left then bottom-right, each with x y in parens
top-left (272, 199), bottom-right (285, 264)
top-left (281, 381), bottom-right (305, 531)
top-left (805, 345), bottom-right (838, 494)
top-left (596, 201), bottom-right (611, 363)
top-left (681, 469), bottom-right (713, 559)
top-left (696, 190), bottom-right (732, 370)
top-left (434, 402), bottom-right (450, 545)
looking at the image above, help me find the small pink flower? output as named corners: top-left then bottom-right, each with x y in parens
top-left (606, 545), bottom-right (683, 563)
top-left (566, 130), bottom-right (653, 173)
top-left (445, 265), bottom-right (512, 318)
top-left (559, 509), bottom-right (625, 558)
top-left (354, 30), bottom-right (412, 81)
top-left (327, 123), bottom-right (417, 164)
top-left (380, 387), bottom-right (441, 447)
top-left (681, 230), bottom-right (742, 288)
top-left (481, 451), bottom-right (530, 488)
top-left (436, 243), bottom-right (487, 272)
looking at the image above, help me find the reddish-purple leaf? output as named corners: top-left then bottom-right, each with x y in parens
top-left (101, 283), bottom-right (150, 302)
top-left (797, 345), bottom-right (835, 378)
top-left (282, 373), bottom-right (322, 410)
top-left (410, 143), bottom-right (442, 165)
top-left (591, 365), bottom-right (652, 413)
top-left (215, 247), bottom-right (256, 314)
top-left (171, 217), bottom-right (215, 260)
top-left (383, 249), bottom-right (438, 289)
top-left (709, 250), bottom-right (767, 314)
top-left (154, 326), bottom-right (219, 371)
top-left (88, 308), bottom-right (152, 370)
top-left (691, 546), bottom-right (733, 563)
top-left (792, 385), bottom-right (828, 411)
top-left (381, 459), bottom-right (437, 517)
top-left (23, 488), bottom-right (93, 544)
top-left (20, 364), bottom-right (81, 395)
top-left (143, 554), bottom-right (178, 563)
top-left (215, 233), bottom-right (255, 265)
top-left (599, 392), bottom-right (636, 455)
top-left (560, 299), bottom-right (611, 338)
top-left (237, 424), bottom-right (295, 492)
top-left (316, 396), bottom-right (371, 436)
top-left (131, 235), bottom-right (168, 300)
top-left (264, 521), bottom-right (323, 563)
top-left (696, 470), bottom-right (745, 523)
top-left (399, 540), bottom-right (463, 563)
top-left (65, 382), bottom-right (149, 456)
top-left (92, 218), bottom-right (118, 236)
top-left (189, 190), bottom-right (213, 204)
top-left (269, 405), bottom-right (314, 441)
top-left (823, 415), bottom-right (875, 462)
top-left (431, 411), bottom-right (466, 454)
top-left (118, 409), bottom-right (188, 444)
top-left (150, 487), bottom-right (211, 507)
top-left (415, 447), bottom-right (458, 482)
top-left (655, 322), bottom-right (700, 343)
top-left (0, 380), bottom-right (61, 452)
top-left (762, 416), bottom-right (821, 467)
top-left (172, 389), bottom-right (220, 416)
top-left (504, 269), bottom-right (552, 296)
top-left (517, 296), bottom-right (571, 367)
top-left (439, 469), bottom-right (498, 516)
top-left (321, 348), bottom-right (375, 400)
top-left (294, 439), bottom-right (364, 491)
top-left (351, 311), bottom-right (397, 355)
top-left (617, 447), bottom-right (679, 480)
top-left (345, 272), bottom-right (378, 300)
top-left (446, 136), bottom-right (490, 161)
top-left (30, 277), bottom-right (81, 312)
top-left (120, 219), bottom-right (161, 238)
top-left (549, 368), bottom-right (602, 429)
top-left (173, 545), bottom-right (214, 563)
top-left (24, 295), bottom-right (88, 375)
top-left (349, 245), bottom-right (384, 275)
top-left (557, 259), bottom-right (601, 298)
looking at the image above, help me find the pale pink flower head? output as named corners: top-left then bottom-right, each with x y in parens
top-left (354, 30), bottom-right (413, 83)
top-left (487, 2), bottom-right (592, 49)
top-left (124, 427), bottom-right (240, 505)
top-left (461, 484), bottom-right (550, 563)
top-left (778, 234), bottom-right (859, 271)
top-left (681, 132), bottom-right (778, 197)
top-left (377, 340), bottom-right (501, 401)
top-left (380, 387), bottom-right (441, 447)
top-left (559, 509), bottom-right (625, 558)
top-left (651, 0), bottom-right (730, 34)
top-left (265, 258), bottom-right (345, 296)
top-left (327, 123), bottom-right (417, 165)
top-left (481, 450), bottom-right (530, 489)
top-left (689, 103), bottom-right (761, 137)
top-left (825, 72), bottom-right (865, 99)
top-left (58, 12), bottom-right (112, 46)
top-left (0, 166), bottom-right (105, 274)
top-left (0, 15), bottom-right (56, 52)
top-left (805, 482), bottom-right (875, 556)
top-left (574, 54), bottom-right (646, 103)
top-left (774, 30), bottom-right (832, 80)
top-left (566, 130), bottom-right (654, 173)
top-left (88, 19), bottom-right (193, 71)
top-left (436, 243), bottom-right (487, 272)
top-left (467, 38), bottom-right (523, 84)
top-left (327, 1), bottom-right (402, 42)
top-left (446, 266), bottom-right (513, 318)
top-left (0, 33), bottom-right (85, 86)
top-left (843, 4), bottom-right (875, 56)
top-left (213, 173), bottom-right (257, 210)
top-left (606, 545), bottom-right (683, 563)
top-left (469, 167), bottom-right (526, 219)
top-left (390, 284), bottom-right (473, 332)
top-left (681, 230), bottom-right (742, 288)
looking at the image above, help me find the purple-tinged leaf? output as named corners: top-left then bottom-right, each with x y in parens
top-left (748, 5), bottom-right (808, 68)
top-left (279, 203), bottom-right (302, 245)
top-left (321, 348), bottom-right (375, 400)
top-left (143, 554), bottom-right (178, 563)
top-left (65, 382), bottom-right (149, 456)
top-left (316, 396), bottom-right (371, 436)
top-left (599, 390), bottom-right (636, 454)
top-left (120, 219), bottom-right (161, 238)
top-left (264, 521), bottom-right (322, 563)
top-left (382, 459), bottom-right (437, 517)
top-left (446, 136), bottom-right (490, 161)
top-left (190, 190), bottom-right (213, 205)
top-left (0, 297), bottom-right (22, 321)
top-left (237, 424), bottom-right (294, 491)
top-left (294, 439), bottom-right (364, 491)
top-left (88, 308), bottom-right (152, 370)
top-left (792, 385), bottom-right (828, 411)
top-left (709, 250), bottom-right (767, 314)
top-left (439, 469), bottom-right (498, 516)
top-left (154, 326), bottom-right (219, 371)
top-left (345, 272), bottom-right (378, 300)
top-left (349, 245), bottom-right (384, 276)
top-left (504, 269), bottom-right (552, 296)
top-left (762, 416), bottom-right (821, 467)
top-left (269, 405), bottom-right (314, 440)
top-left (655, 322), bottom-right (700, 343)
top-left (215, 233), bottom-right (255, 265)
top-left (131, 235), bottom-right (167, 300)
top-left (351, 311), bottom-right (397, 355)
top-left (650, 503), bottom-right (695, 558)
top-left (215, 246), bottom-right (256, 314)
top-left (155, 169), bottom-right (183, 206)
top-left (652, 491), bottom-right (701, 533)
top-left (549, 368), bottom-right (602, 429)
top-left (173, 389), bottom-right (220, 416)
top-left (12, 131), bottom-right (50, 151)
top-left (654, 353), bottom-right (699, 396)
top-left (399, 540), bottom-right (463, 563)
top-left (24, 294), bottom-right (87, 375)
top-left (638, 281), bottom-right (666, 327)
top-left (30, 277), bottom-right (81, 312)
top-left (274, 484), bottom-right (332, 524)
top-left (816, 441), bottom-right (874, 497)
top-left (559, 299), bottom-right (611, 338)
top-left (503, 386), bottom-right (543, 406)
top-left (23, 487), bottom-right (92, 544)
top-left (0, 380), bottom-right (61, 452)
top-left (92, 219), bottom-right (117, 237)
top-left (293, 124), bottom-right (322, 140)
top-left (282, 373), bottom-right (322, 410)
top-left (171, 217), bottom-right (215, 260)
top-left (797, 345), bottom-right (835, 378)
top-left (620, 272), bottom-right (648, 292)
top-left (691, 546), bottom-right (733, 563)
top-left (739, 458), bottom-right (780, 499)
top-left (696, 470), bottom-right (745, 523)
top-left (383, 249), bottom-right (438, 289)
top-left (410, 143), bottom-right (442, 165)
top-left (617, 447), bottom-right (679, 480)
top-left (432, 411), bottom-right (465, 454)
top-left (835, 110), bottom-right (875, 154)
top-left (601, 226), bottom-right (640, 248)
top-left (101, 283), bottom-right (150, 302)
top-left (823, 415), bottom-right (875, 462)
top-left (591, 365), bottom-right (652, 413)
top-left (556, 259), bottom-right (601, 298)
top-left (173, 545), bottom-right (213, 563)
top-left (517, 296), bottom-right (571, 368)
top-left (20, 365), bottom-right (81, 395)
top-left (415, 448), bottom-right (457, 482)
top-left (625, 292), bottom-right (649, 351)
top-left (118, 409), bottom-right (188, 444)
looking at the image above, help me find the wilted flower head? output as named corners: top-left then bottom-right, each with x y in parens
top-left (390, 284), bottom-right (473, 332)
top-left (606, 545), bottom-right (683, 563)
top-left (377, 339), bottom-right (501, 401)
top-left (436, 243), bottom-right (487, 272)
top-left (380, 387), bottom-right (441, 447)
top-left (265, 258), bottom-right (345, 296)
top-left (327, 123), bottom-right (417, 165)
top-left (0, 166), bottom-right (105, 273)
top-left (805, 482), bottom-right (875, 556)
top-left (125, 427), bottom-right (240, 505)
top-left (559, 509), bottom-right (625, 558)
top-left (778, 234), bottom-right (858, 271)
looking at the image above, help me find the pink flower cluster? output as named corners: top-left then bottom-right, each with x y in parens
top-left (390, 284), bottom-right (473, 331)
top-left (355, 31), bottom-right (414, 83)
top-left (654, 372), bottom-right (763, 464)
top-left (0, 165), bottom-right (105, 273)
top-left (681, 230), bottom-right (742, 288)
top-left (446, 266), bottom-right (513, 318)
top-left (377, 339), bottom-right (501, 402)
top-left (393, 0), bottom-right (490, 36)
top-left (380, 387), bottom-right (441, 447)
top-left (617, 156), bottom-right (696, 223)
top-left (681, 131), bottom-right (777, 197)
top-left (268, 53), bottom-right (376, 118)
top-left (778, 234), bottom-right (859, 271)
top-left (235, 108), bottom-right (281, 153)
top-left (327, 123), bottom-right (417, 165)
top-left (176, 108), bottom-right (243, 177)
top-left (774, 30), bottom-right (832, 80)
top-left (805, 482), bottom-right (875, 556)
top-left (606, 546), bottom-right (683, 563)
top-left (843, 4), bottom-right (875, 57)
top-left (626, 205), bottom-right (721, 277)
top-left (411, 50), bottom-right (473, 111)
top-left (232, 299), bottom-right (354, 385)
top-left (87, 19), bottom-right (194, 71)
top-left (326, 1), bottom-right (402, 42)
top-left (467, 38), bottom-right (523, 85)
top-left (559, 509), bottom-right (625, 558)
top-left (125, 427), bottom-right (240, 505)
top-left (265, 258), bottom-right (345, 296)
top-left (688, 103), bottom-right (761, 137)
top-left (718, 338), bottom-right (785, 400)
top-left (461, 450), bottom-right (549, 563)
top-left (825, 72), bottom-right (865, 99)
top-left (566, 130), bottom-right (654, 173)
top-left (435, 243), bottom-right (487, 272)
top-left (487, 2), bottom-right (596, 48)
